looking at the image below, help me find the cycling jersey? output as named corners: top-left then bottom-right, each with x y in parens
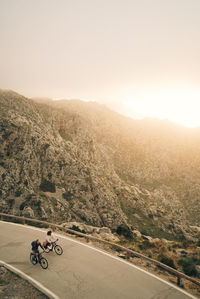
top-left (31, 240), bottom-right (44, 252)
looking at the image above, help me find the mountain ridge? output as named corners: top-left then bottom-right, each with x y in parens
top-left (0, 89), bottom-right (199, 241)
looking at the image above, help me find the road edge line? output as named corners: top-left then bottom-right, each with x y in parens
top-left (0, 260), bottom-right (59, 299)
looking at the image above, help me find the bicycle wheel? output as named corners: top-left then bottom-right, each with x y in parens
top-left (40, 257), bottom-right (48, 269)
top-left (54, 245), bottom-right (63, 255)
top-left (30, 253), bottom-right (37, 265)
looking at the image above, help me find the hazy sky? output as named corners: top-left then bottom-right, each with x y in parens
top-left (0, 0), bottom-right (200, 127)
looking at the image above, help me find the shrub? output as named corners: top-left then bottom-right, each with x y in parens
top-left (15, 189), bottom-right (22, 197)
top-left (26, 194), bottom-right (33, 200)
top-left (158, 253), bottom-right (177, 269)
top-left (138, 240), bottom-right (156, 251)
top-left (0, 162), bottom-right (5, 168)
top-left (19, 202), bottom-right (26, 210)
top-left (6, 198), bottom-right (15, 208)
top-left (178, 257), bottom-right (198, 277)
top-left (116, 225), bottom-right (132, 239)
top-left (31, 200), bottom-right (41, 208)
top-left (40, 179), bottom-right (56, 193)
top-left (71, 225), bottom-right (86, 234)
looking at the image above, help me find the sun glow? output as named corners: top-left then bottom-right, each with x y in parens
top-left (120, 87), bottom-right (200, 128)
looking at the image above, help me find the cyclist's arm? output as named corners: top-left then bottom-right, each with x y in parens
top-left (39, 243), bottom-right (44, 250)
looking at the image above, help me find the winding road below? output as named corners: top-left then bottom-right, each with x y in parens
top-left (0, 221), bottom-right (197, 299)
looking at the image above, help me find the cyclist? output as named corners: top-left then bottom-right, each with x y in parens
top-left (46, 230), bottom-right (57, 251)
top-left (31, 239), bottom-right (44, 255)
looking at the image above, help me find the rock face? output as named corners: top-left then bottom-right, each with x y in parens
top-left (62, 222), bottom-right (120, 242)
top-left (0, 90), bottom-right (199, 240)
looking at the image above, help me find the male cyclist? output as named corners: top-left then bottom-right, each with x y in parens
top-left (31, 239), bottom-right (44, 255)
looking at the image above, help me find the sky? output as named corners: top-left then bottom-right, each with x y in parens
top-left (0, 0), bottom-right (200, 127)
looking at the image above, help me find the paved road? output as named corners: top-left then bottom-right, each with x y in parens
top-left (0, 221), bottom-right (196, 299)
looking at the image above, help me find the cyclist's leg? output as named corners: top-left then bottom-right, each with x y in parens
top-left (48, 242), bottom-right (53, 251)
top-left (34, 250), bottom-right (39, 261)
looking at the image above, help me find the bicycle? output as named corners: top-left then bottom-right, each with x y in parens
top-left (30, 251), bottom-right (48, 269)
top-left (44, 239), bottom-right (63, 255)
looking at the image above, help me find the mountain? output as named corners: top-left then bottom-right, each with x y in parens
top-left (0, 89), bottom-right (199, 241)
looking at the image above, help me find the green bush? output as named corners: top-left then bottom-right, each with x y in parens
top-left (19, 202), bottom-right (26, 210)
top-left (178, 257), bottom-right (198, 277)
top-left (31, 199), bottom-right (41, 208)
top-left (71, 225), bottom-right (86, 234)
top-left (6, 198), bottom-right (15, 208)
top-left (15, 189), bottom-right (22, 197)
top-left (40, 179), bottom-right (56, 193)
top-left (26, 194), bottom-right (33, 200)
top-left (158, 253), bottom-right (177, 269)
top-left (116, 225), bottom-right (132, 239)
top-left (139, 240), bottom-right (156, 250)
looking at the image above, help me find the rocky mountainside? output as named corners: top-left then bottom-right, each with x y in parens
top-left (0, 90), bottom-right (199, 241)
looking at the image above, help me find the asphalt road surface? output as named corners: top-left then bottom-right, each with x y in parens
top-left (0, 221), bottom-right (196, 299)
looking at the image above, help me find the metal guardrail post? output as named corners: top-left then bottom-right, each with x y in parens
top-left (126, 251), bottom-right (131, 260)
top-left (177, 275), bottom-right (181, 286)
top-left (177, 275), bottom-right (184, 288)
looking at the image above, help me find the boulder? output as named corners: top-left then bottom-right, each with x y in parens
top-left (99, 227), bottom-right (111, 234)
top-left (142, 235), bottom-right (153, 242)
top-left (62, 222), bottom-right (85, 233)
top-left (62, 221), bottom-right (119, 242)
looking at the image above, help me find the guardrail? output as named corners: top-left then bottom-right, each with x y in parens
top-left (0, 212), bottom-right (200, 289)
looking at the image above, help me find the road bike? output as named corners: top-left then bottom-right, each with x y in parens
top-left (30, 251), bottom-right (48, 269)
top-left (44, 239), bottom-right (63, 255)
